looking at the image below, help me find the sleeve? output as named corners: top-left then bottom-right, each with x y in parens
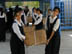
top-left (24, 13), bottom-right (27, 25)
top-left (32, 14), bottom-right (37, 21)
top-left (12, 23), bottom-right (26, 41)
top-left (34, 15), bottom-right (43, 25)
top-left (27, 11), bottom-right (30, 16)
top-left (21, 20), bottom-right (25, 26)
top-left (53, 19), bottom-right (60, 32)
top-left (4, 13), bottom-right (7, 23)
top-left (45, 16), bottom-right (48, 30)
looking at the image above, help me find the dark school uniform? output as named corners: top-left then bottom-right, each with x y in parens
top-left (34, 14), bottom-right (43, 30)
top-left (45, 15), bottom-right (50, 30)
top-left (21, 12), bottom-right (27, 25)
top-left (10, 19), bottom-right (25, 54)
top-left (6, 9), bottom-right (14, 31)
top-left (24, 9), bottom-right (30, 17)
top-left (32, 13), bottom-right (37, 24)
top-left (0, 13), bottom-right (7, 42)
top-left (45, 16), bottom-right (60, 54)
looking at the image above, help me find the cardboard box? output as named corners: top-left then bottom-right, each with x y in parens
top-left (35, 29), bottom-right (47, 45)
top-left (24, 26), bottom-right (47, 46)
top-left (27, 16), bottom-right (32, 23)
top-left (24, 26), bottom-right (35, 46)
top-left (24, 26), bottom-right (35, 33)
top-left (24, 31), bottom-right (35, 46)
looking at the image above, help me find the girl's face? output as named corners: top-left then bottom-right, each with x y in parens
top-left (16, 11), bottom-right (22, 19)
top-left (37, 10), bottom-right (40, 14)
top-left (48, 10), bottom-right (51, 14)
top-left (34, 9), bottom-right (37, 13)
top-left (53, 9), bottom-right (59, 16)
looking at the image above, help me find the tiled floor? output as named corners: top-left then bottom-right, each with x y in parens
top-left (0, 31), bottom-right (72, 54)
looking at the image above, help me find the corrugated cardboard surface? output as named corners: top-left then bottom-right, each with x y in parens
top-left (24, 26), bottom-right (35, 33)
top-left (24, 31), bottom-right (35, 46)
top-left (24, 26), bottom-right (35, 46)
top-left (24, 21), bottom-right (47, 46)
top-left (35, 29), bottom-right (47, 45)
top-left (27, 17), bottom-right (32, 23)
top-left (24, 26), bottom-right (47, 46)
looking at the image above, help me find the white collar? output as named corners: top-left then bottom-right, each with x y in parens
top-left (50, 16), bottom-right (57, 20)
top-left (33, 13), bottom-right (37, 15)
top-left (38, 14), bottom-right (43, 16)
top-left (0, 12), bottom-right (5, 17)
top-left (14, 19), bottom-right (22, 26)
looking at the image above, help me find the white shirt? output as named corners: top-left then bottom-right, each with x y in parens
top-left (21, 12), bottom-right (27, 25)
top-left (27, 11), bottom-right (30, 17)
top-left (0, 12), bottom-right (7, 22)
top-left (34, 14), bottom-right (43, 25)
top-left (32, 13), bottom-right (38, 21)
top-left (46, 16), bottom-right (60, 32)
top-left (12, 19), bottom-right (25, 41)
top-left (45, 15), bottom-right (49, 30)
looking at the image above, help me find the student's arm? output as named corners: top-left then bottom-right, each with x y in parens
top-left (45, 16), bottom-right (48, 30)
top-left (27, 11), bottom-right (30, 16)
top-left (53, 19), bottom-right (60, 31)
top-left (24, 13), bottom-right (27, 25)
top-left (48, 31), bottom-right (55, 42)
top-left (12, 23), bottom-right (25, 41)
top-left (21, 19), bottom-right (24, 26)
top-left (4, 13), bottom-right (7, 23)
top-left (47, 19), bottom-right (60, 44)
top-left (33, 14), bottom-right (37, 21)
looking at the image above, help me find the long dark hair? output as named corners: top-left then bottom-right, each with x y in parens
top-left (32, 7), bottom-right (37, 12)
top-left (0, 7), bottom-right (4, 16)
top-left (53, 7), bottom-right (60, 13)
top-left (14, 8), bottom-right (22, 17)
top-left (36, 8), bottom-right (43, 14)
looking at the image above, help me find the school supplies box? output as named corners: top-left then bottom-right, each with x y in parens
top-left (27, 16), bottom-right (32, 23)
top-left (35, 29), bottom-right (47, 45)
top-left (24, 26), bottom-right (35, 46)
top-left (24, 25), bottom-right (47, 46)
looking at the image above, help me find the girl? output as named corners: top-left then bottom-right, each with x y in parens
top-left (0, 7), bottom-right (7, 42)
top-left (10, 8), bottom-right (26, 54)
top-left (21, 11), bottom-right (27, 25)
top-left (32, 7), bottom-right (37, 24)
top-left (45, 7), bottom-right (61, 54)
top-left (45, 9), bottom-right (52, 30)
top-left (34, 8), bottom-right (43, 30)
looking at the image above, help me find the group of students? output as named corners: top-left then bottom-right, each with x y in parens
top-left (0, 5), bottom-right (61, 54)
top-left (10, 6), bottom-right (61, 54)
top-left (0, 5), bottom-right (30, 42)
top-left (10, 6), bottom-right (44, 54)
top-left (32, 7), bottom-right (43, 30)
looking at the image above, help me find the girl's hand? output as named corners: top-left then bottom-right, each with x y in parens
top-left (46, 39), bottom-right (50, 45)
top-left (21, 36), bottom-right (26, 40)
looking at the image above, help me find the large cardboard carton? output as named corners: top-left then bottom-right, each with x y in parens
top-left (27, 16), bottom-right (32, 23)
top-left (24, 26), bottom-right (35, 46)
top-left (24, 31), bottom-right (35, 46)
top-left (35, 29), bottom-right (47, 45)
top-left (24, 26), bottom-right (35, 33)
top-left (24, 18), bottom-right (47, 46)
top-left (24, 26), bottom-right (47, 46)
